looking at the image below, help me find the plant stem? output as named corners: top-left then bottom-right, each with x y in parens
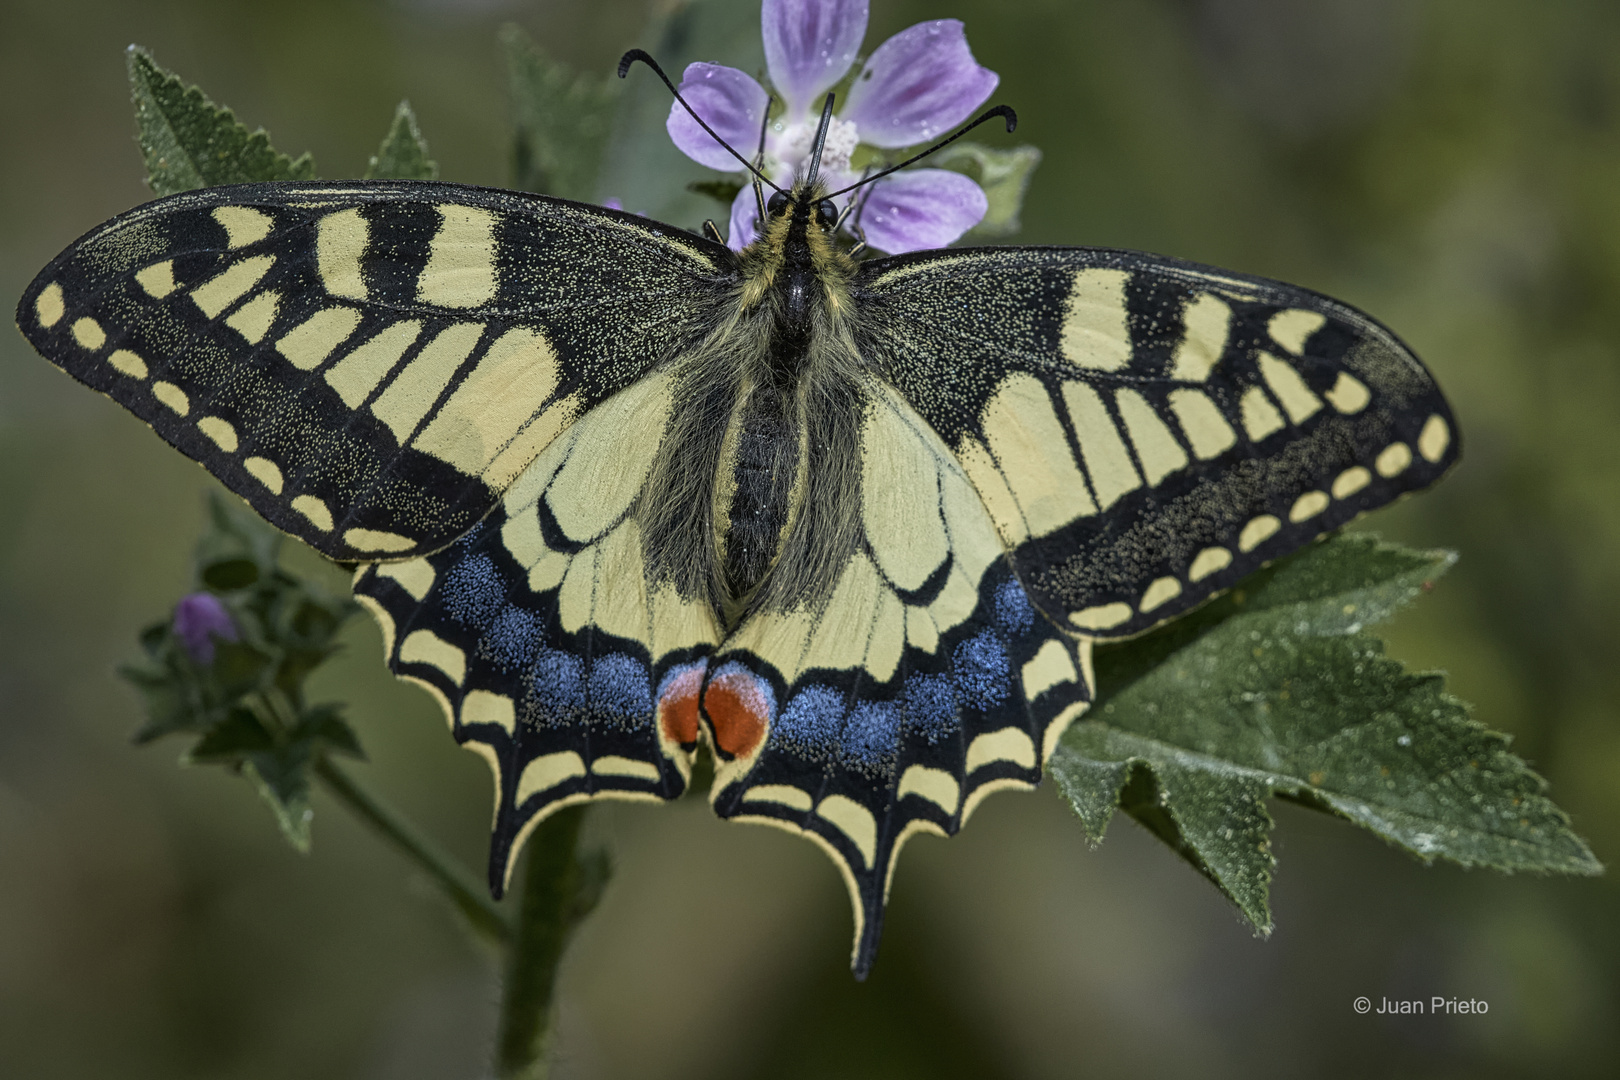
top-left (313, 756), bottom-right (511, 947)
top-left (494, 805), bottom-right (591, 1080)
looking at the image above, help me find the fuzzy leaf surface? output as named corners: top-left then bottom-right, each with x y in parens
top-left (127, 46), bottom-right (314, 196)
top-left (1050, 535), bottom-right (1603, 931)
top-left (502, 25), bottom-right (619, 201)
top-left (366, 101), bottom-right (438, 181)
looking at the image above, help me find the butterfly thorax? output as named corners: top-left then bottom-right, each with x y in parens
top-left (642, 183), bottom-right (866, 629)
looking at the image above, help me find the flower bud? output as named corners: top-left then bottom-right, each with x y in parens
top-left (173, 592), bottom-right (238, 664)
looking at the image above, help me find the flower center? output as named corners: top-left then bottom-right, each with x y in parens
top-left (768, 116), bottom-right (860, 181)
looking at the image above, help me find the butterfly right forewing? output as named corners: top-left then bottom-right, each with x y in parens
top-left (857, 245), bottom-right (1459, 641)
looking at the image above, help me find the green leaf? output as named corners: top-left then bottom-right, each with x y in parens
top-left (932, 142), bottom-right (1042, 238)
top-left (366, 101), bottom-right (439, 181)
top-left (209, 637), bottom-right (274, 698)
top-left (1050, 534), bottom-right (1603, 933)
top-left (293, 703), bottom-right (365, 760)
top-left (127, 46), bottom-right (315, 196)
top-left (121, 659), bottom-right (209, 744)
top-left (187, 706), bottom-right (275, 762)
top-left (501, 25), bottom-right (620, 201)
top-left (196, 490), bottom-right (281, 591)
top-left (243, 742), bottom-right (316, 853)
top-left (688, 179), bottom-right (745, 207)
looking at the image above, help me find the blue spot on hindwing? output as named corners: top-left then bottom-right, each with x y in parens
top-left (903, 673), bottom-right (959, 744)
top-left (441, 553), bottom-right (504, 627)
top-left (839, 701), bottom-right (901, 777)
top-left (994, 578), bottom-right (1035, 635)
top-left (587, 653), bottom-right (653, 723)
top-left (484, 604), bottom-right (541, 669)
top-left (953, 632), bottom-right (1010, 707)
top-left (777, 685), bottom-right (845, 759)
top-left (528, 647), bottom-right (585, 718)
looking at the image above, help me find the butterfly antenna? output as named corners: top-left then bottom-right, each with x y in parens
top-left (753, 93), bottom-right (774, 226)
top-left (803, 93), bottom-right (837, 188)
top-left (821, 104), bottom-right (1018, 202)
top-left (618, 49), bottom-right (782, 193)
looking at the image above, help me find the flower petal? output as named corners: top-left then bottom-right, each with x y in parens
top-left (728, 185), bottom-right (763, 251)
top-left (841, 20), bottom-right (998, 149)
top-left (850, 169), bottom-right (987, 254)
top-left (668, 63), bottom-right (770, 171)
top-left (763, 0), bottom-right (868, 117)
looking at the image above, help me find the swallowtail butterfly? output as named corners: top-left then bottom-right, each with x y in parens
top-left (16, 72), bottom-right (1457, 976)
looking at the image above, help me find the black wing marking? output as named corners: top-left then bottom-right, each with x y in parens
top-left (17, 181), bottom-right (729, 561)
top-left (856, 246), bottom-right (1459, 639)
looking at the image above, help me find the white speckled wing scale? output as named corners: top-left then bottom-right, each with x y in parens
top-left (858, 246), bottom-right (1460, 641)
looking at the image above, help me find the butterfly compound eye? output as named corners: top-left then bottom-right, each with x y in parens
top-left (815, 200), bottom-right (839, 231)
top-left (766, 190), bottom-right (789, 216)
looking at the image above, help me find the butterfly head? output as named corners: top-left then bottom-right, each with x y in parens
top-left (765, 187), bottom-right (840, 234)
top-left (743, 180), bottom-right (855, 294)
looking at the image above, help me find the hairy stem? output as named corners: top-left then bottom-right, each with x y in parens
top-left (312, 756), bottom-right (511, 947)
top-left (494, 806), bottom-right (595, 1080)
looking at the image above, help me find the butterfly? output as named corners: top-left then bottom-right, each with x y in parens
top-left (16, 70), bottom-right (1457, 977)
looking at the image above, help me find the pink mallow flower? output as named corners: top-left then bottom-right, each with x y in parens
top-left (666, 0), bottom-right (998, 254)
top-left (173, 592), bottom-right (238, 664)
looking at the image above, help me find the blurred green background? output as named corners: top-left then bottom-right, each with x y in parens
top-left (2, 0), bottom-right (1617, 1076)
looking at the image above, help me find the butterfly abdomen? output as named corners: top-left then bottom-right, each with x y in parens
top-left (719, 379), bottom-right (801, 608)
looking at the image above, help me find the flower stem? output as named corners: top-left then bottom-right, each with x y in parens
top-left (312, 756), bottom-right (511, 947)
top-left (494, 805), bottom-right (604, 1080)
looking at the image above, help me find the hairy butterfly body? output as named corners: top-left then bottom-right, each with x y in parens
top-left (17, 175), bottom-right (1457, 975)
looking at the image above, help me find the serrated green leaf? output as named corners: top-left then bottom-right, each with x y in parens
top-left (1050, 534), bottom-right (1602, 933)
top-left (933, 142), bottom-right (1042, 238)
top-left (502, 25), bottom-right (620, 201)
top-left (366, 101), bottom-right (438, 181)
top-left (127, 46), bottom-right (315, 196)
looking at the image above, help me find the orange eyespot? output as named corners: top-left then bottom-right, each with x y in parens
top-left (702, 664), bottom-right (772, 760)
top-left (656, 662), bottom-right (706, 747)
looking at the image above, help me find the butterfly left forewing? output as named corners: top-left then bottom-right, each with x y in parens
top-left (704, 381), bottom-right (1090, 975)
top-left (18, 181), bottom-right (724, 561)
top-left (858, 246), bottom-right (1459, 640)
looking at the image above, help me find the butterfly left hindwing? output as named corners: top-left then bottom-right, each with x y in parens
top-left (353, 364), bottom-right (723, 890)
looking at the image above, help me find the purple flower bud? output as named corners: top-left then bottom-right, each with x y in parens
top-left (173, 593), bottom-right (238, 664)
